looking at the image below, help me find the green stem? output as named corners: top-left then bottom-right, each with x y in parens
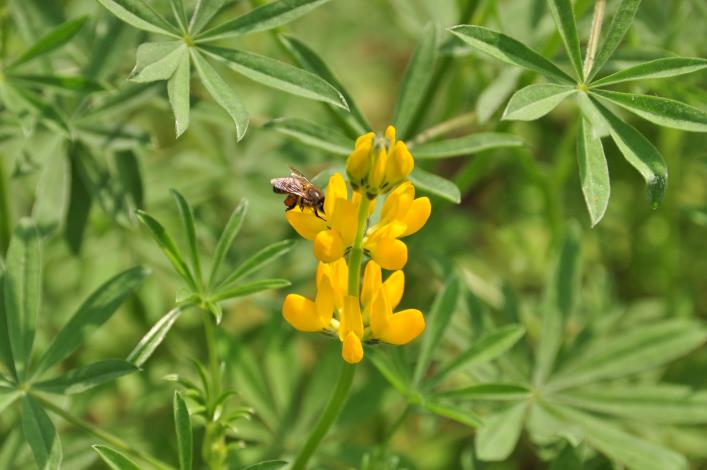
top-left (201, 312), bottom-right (225, 470)
top-left (347, 196), bottom-right (372, 296)
top-left (290, 362), bottom-right (356, 470)
top-left (382, 404), bottom-right (411, 448)
top-left (33, 393), bottom-right (173, 470)
top-left (0, 158), bottom-right (11, 256)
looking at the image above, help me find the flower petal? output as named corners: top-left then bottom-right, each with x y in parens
top-left (380, 182), bottom-right (414, 224)
top-left (315, 273), bottom-right (335, 326)
top-left (286, 209), bottom-right (327, 240)
top-left (369, 288), bottom-right (390, 339)
top-left (314, 230), bottom-right (346, 263)
top-left (402, 197), bottom-right (431, 237)
top-left (384, 141), bottom-right (414, 185)
top-left (378, 309), bottom-right (425, 345)
top-left (283, 294), bottom-right (328, 332)
top-left (340, 295), bottom-right (364, 341)
top-left (330, 198), bottom-right (359, 246)
top-left (324, 172), bottom-right (347, 215)
top-left (369, 237), bottom-right (408, 270)
top-left (342, 331), bottom-right (364, 364)
top-left (383, 270), bottom-right (405, 310)
top-left (361, 260), bottom-right (382, 308)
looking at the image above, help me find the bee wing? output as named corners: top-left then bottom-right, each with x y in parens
top-left (271, 177), bottom-right (308, 196)
top-left (289, 166), bottom-right (307, 178)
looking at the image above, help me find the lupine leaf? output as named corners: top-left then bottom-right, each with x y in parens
top-left (191, 50), bottom-right (249, 141)
top-left (413, 277), bottom-right (459, 387)
top-left (127, 305), bottom-right (188, 367)
top-left (189, 0), bottom-right (227, 34)
top-left (476, 68), bottom-right (522, 124)
top-left (576, 91), bottom-right (610, 137)
top-left (586, 0), bottom-right (641, 81)
top-left (218, 240), bottom-right (294, 287)
top-left (263, 118), bottom-right (353, 155)
top-left (170, 190), bottom-right (202, 288)
top-left (546, 0), bottom-right (584, 80)
top-left (448, 25), bottom-right (575, 84)
top-left (21, 396), bottom-right (62, 470)
top-left (65, 155), bottom-right (92, 255)
top-left (0, 268), bottom-right (16, 378)
top-left (9, 74), bottom-right (105, 93)
top-left (588, 96), bottom-right (668, 208)
top-left (170, 0), bottom-right (188, 32)
top-left (197, 0), bottom-right (331, 41)
top-left (9, 16), bottom-right (88, 68)
top-left (242, 461), bottom-right (288, 470)
top-left (168, 50), bottom-right (191, 137)
top-left (577, 118), bottom-right (610, 226)
top-left (93, 445), bottom-right (141, 470)
top-left (437, 384), bottom-right (531, 401)
top-left (0, 390), bottom-right (19, 414)
top-left (34, 360), bottom-right (138, 394)
top-left (278, 34), bottom-right (370, 135)
top-left (174, 392), bottom-right (193, 470)
top-left (14, 87), bottom-right (72, 137)
top-left (202, 46), bottom-right (347, 109)
top-left (34, 266), bottom-right (148, 375)
top-left (129, 41), bottom-right (184, 83)
top-left (212, 279), bottom-right (291, 302)
top-left (4, 218), bottom-right (41, 380)
top-left (208, 199), bottom-right (248, 287)
top-left (475, 402), bottom-right (527, 461)
top-left (592, 89), bottom-right (707, 132)
top-left (114, 150), bottom-right (144, 210)
top-left (502, 83), bottom-right (575, 121)
top-left (411, 133), bottom-right (523, 159)
top-left (96, 0), bottom-right (179, 36)
top-left (367, 349), bottom-right (411, 396)
top-left (408, 168), bottom-right (461, 204)
top-left (422, 400), bottom-right (483, 428)
top-left (591, 57), bottom-right (707, 87)
top-left (136, 210), bottom-right (197, 290)
top-left (392, 23), bottom-right (438, 139)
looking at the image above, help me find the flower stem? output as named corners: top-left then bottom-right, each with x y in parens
top-left (290, 362), bottom-right (356, 470)
top-left (201, 312), bottom-right (226, 470)
top-left (347, 196), bottom-right (372, 296)
top-left (583, 0), bottom-right (606, 79)
top-left (33, 393), bottom-right (173, 470)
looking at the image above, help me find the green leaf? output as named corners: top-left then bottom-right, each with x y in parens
top-left (448, 25), bottom-right (575, 84)
top-left (575, 91), bottom-right (610, 137)
top-left (174, 392), bottom-right (192, 470)
top-left (189, 0), bottom-right (226, 34)
top-left (413, 277), bottom-right (459, 387)
top-left (211, 278), bottom-right (291, 302)
top-left (170, 0), bottom-right (188, 32)
top-left (197, 0), bottom-right (331, 41)
top-left (502, 83), bottom-right (575, 121)
top-left (437, 384), bottom-right (531, 401)
top-left (4, 218), bottom-right (41, 380)
top-left (9, 16), bottom-right (88, 68)
top-left (168, 49), bottom-right (191, 137)
top-left (591, 57), bottom-right (707, 87)
top-left (127, 305), bottom-right (187, 367)
top-left (201, 46), bottom-right (347, 109)
top-left (429, 324), bottom-right (526, 387)
top-left (588, 96), bottom-right (668, 208)
top-left (96, 0), bottom-right (179, 36)
top-left (533, 223), bottom-right (580, 386)
top-left (392, 23), bottom-right (438, 139)
top-left (367, 348), bottom-right (411, 397)
top-left (422, 400), bottom-right (483, 428)
top-left (411, 133), bottom-right (523, 159)
top-left (34, 266), bottom-right (148, 376)
top-left (242, 460), bottom-right (288, 470)
top-left (0, 269), bottom-right (17, 379)
top-left (586, 0), bottom-right (641, 81)
top-left (263, 118), bottom-right (353, 155)
top-left (129, 41), bottom-right (184, 83)
top-left (218, 240), bottom-right (294, 287)
top-left (114, 150), bottom-right (145, 210)
top-left (21, 396), bottom-right (62, 470)
top-left (191, 50), bottom-right (249, 141)
top-left (408, 168), bottom-right (461, 204)
top-left (9, 74), bottom-right (105, 93)
top-left (548, 319), bottom-right (707, 390)
top-left (278, 34), bottom-right (369, 135)
top-left (93, 445), bottom-right (141, 470)
top-left (136, 210), bottom-right (197, 290)
top-left (170, 190), bottom-right (202, 289)
top-left (592, 89), bottom-right (707, 132)
top-left (577, 118), bottom-right (610, 226)
top-left (65, 155), bottom-right (92, 255)
top-left (543, 403), bottom-right (688, 470)
top-left (546, 0), bottom-right (584, 79)
top-left (0, 389), bottom-right (19, 414)
top-left (475, 402), bottom-right (527, 461)
top-left (14, 87), bottom-right (72, 137)
top-left (33, 360), bottom-right (138, 394)
top-left (476, 68), bottom-right (522, 124)
top-left (208, 199), bottom-right (248, 287)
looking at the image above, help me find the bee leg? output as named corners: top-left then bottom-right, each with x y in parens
top-left (314, 208), bottom-right (326, 220)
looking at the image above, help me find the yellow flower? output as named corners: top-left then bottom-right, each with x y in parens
top-left (282, 259), bottom-right (424, 363)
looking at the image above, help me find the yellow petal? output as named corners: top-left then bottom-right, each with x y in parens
top-left (317, 259), bottom-right (348, 310)
top-left (402, 197), bottom-right (431, 237)
top-left (380, 182), bottom-right (414, 224)
top-left (369, 237), bottom-right (408, 270)
top-left (330, 198), bottom-right (359, 246)
top-left (315, 273), bottom-right (335, 326)
top-left (346, 146), bottom-right (371, 185)
top-left (361, 260), bottom-right (382, 308)
top-left (355, 132), bottom-right (375, 149)
top-left (369, 288), bottom-right (390, 339)
top-left (383, 270), bottom-right (405, 310)
top-left (314, 230), bottom-right (345, 263)
top-left (324, 173), bottom-right (347, 215)
top-left (386, 141), bottom-right (414, 184)
top-left (377, 309), bottom-right (425, 345)
top-left (282, 294), bottom-right (328, 332)
top-left (339, 295), bottom-right (364, 341)
top-left (369, 147), bottom-right (387, 189)
top-left (286, 209), bottom-right (327, 240)
top-left (342, 331), bottom-right (364, 364)
top-left (385, 125), bottom-right (396, 145)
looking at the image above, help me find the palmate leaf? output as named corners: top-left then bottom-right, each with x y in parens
top-left (211, 278), bottom-right (291, 302)
top-left (93, 445), bottom-right (141, 470)
top-left (169, 0), bottom-right (188, 32)
top-left (33, 360), bottom-right (138, 394)
top-left (196, 0), bottom-right (332, 41)
top-left (411, 132), bottom-right (523, 159)
top-left (408, 168), bottom-right (461, 204)
top-left (8, 16), bottom-right (88, 68)
top-left (591, 89), bottom-right (707, 132)
top-left (208, 199), bottom-right (248, 287)
top-left (264, 118), bottom-right (353, 155)
top-left (189, 0), bottom-right (227, 35)
top-left (577, 118), bottom-right (610, 226)
top-left (129, 41), bottom-right (184, 83)
top-left (171, 190), bottom-right (203, 289)
top-left (168, 50), bottom-right (191, 137)
top-left (586, 0), bottom-right (642, 82)
top-left (421, 400), bottom-right (483, 428)
top-left (127, 305), bottom-right (188, 367)
top-left (173, 392), bottom-right (193, 470)
top-left (21, 396), bottom-right (62, 470)
top-left (502, 83), bottom-right (576, 121)
top-left (437, 384), bottom-right (531, 401)
top-left (96, 0), bottom-right (180, 36)
top-left (475, 402), bottom-right (527, 461)
top-left (546, 0), bottom-right (583, 80)
top-left (448, 25), bottom-right (575, 84)
top-left (591, 57), bottom-right (707, 87)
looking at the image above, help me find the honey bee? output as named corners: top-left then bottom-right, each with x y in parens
top-left (271, 167), bottom-right (325, 219)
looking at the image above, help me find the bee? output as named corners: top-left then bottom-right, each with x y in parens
top-left (271, 167), bottom-right (326, 219)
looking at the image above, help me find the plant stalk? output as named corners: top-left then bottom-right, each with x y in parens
top-left (347, 196), bottom-right (372, 296)
top-left (33, 394), bottom-right (173, 470)
top-left (382, 404), bottom-right (411, 447)
top-left (583, 0), bottom-right (607, 79)
top-left (201, 312), bottom-right (225, 470)
top-left (0, 158), bottom-right (11, 256)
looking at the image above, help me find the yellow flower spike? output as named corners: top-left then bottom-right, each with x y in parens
top-left (369, 287), bottom-right (391, 337)
top-left (368, 146), bottom-right (388, 190)
top-left (342, 331), bottom-right (363, 364)
top-left (401, 197), bottom-right (431, 237)
top-left (347, 136), bottom-right (373, 187)
top-left (380, 182), bottom-right (415, 225)
top-left (282, 294), bottom-right (330, 332)
top-left (361, 260), bottom-right (382, 308)
top-left (369, 237), bottom-right (408, 270)
top-left (329, 198), bottom-right (359, 246)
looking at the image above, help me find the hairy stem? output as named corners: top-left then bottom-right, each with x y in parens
top-left (33, 394), bottom-right (173, 470)
top-left (583, 0), bottom-right (606, 79)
